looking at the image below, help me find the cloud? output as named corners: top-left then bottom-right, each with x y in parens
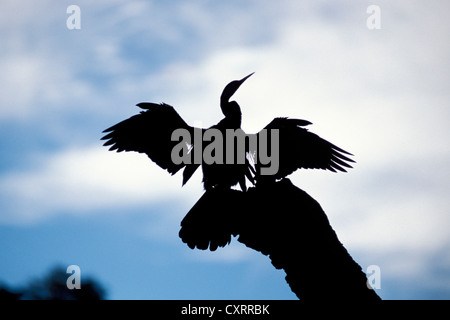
top-left (1, 0), bottom-right (450, 298)
top-left (0, 146), bottom-right (203, 225)
top-left (2, 0), bottom-right (449, 243)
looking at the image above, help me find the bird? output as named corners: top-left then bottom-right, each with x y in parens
top-left (101, 73), bottom-right (255, 191)
top-left (196, 72), bottom-right (255, 191)
top-left (101, 73), bottom-right (355, 191)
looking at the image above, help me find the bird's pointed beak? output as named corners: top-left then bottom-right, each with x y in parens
top-left (238, 72), bottom-right (254, 85)
top-left (221, 72), bottom-right (255, 104)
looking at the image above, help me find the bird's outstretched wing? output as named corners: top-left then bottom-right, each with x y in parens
top-left (253, 117), bottom-right (355, 180)
top-left (101, 103), bottom-right (200, 179)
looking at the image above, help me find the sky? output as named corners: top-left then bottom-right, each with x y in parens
top-left (0, 0), bottom-right (449, 299)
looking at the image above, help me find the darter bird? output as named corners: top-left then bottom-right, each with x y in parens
top-left (101, 73), bottom-right (354, 190)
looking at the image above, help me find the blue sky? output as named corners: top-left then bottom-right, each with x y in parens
top-left (1, 0), bottom-right (449, 299)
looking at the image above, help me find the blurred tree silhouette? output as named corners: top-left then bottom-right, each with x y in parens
top-left (0, 266), bottom-right (106, 300)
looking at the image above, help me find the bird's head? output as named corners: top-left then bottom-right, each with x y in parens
top-left (220, 72), bottom-right (254, 117)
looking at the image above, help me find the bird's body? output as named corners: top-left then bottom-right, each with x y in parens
top-left (200, 74), bottom-right (253, 191)
top-left (101, 73), bottom-right (355, 191)
top-left (201, 123), bottom-right (252, 191)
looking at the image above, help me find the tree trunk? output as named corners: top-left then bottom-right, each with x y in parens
top-left (179, 178), bottom-right (381, 301)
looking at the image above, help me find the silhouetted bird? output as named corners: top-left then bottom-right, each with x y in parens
top-left (101, 73), bottom-right (254, 191)
top-left (101, 73), bottom-right (354, 190)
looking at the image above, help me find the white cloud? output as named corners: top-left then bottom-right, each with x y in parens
top-left (0, 146), bottom-right (203, 225)
top-left (2, 0), bottom-right (449, 240)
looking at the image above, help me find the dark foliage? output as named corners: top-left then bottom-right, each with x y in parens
top-left (0, 266), bottom-right (106, 300)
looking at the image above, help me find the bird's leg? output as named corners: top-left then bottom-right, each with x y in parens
top-left (238, 177), bottom-right (247, 193)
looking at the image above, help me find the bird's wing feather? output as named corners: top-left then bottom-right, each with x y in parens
top-left (255, 117), bottom-right (355, 179)
top-left (101, 102), bottom-right (198, 176)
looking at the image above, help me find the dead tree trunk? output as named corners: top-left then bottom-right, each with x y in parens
top-left (179, 178), bottom-right (380, 301)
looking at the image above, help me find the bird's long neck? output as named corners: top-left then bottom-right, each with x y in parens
top-left (220, 100), bottom-right (242, 129)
